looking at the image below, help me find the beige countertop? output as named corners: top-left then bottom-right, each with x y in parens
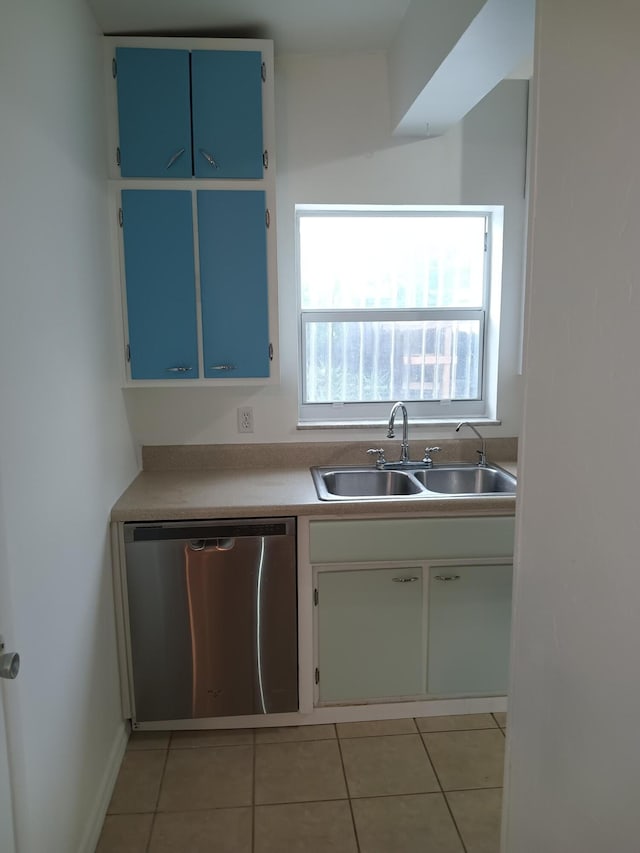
top-left (111, 441), bottom-right (518, 522)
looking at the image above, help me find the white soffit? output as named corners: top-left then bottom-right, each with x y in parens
top-left (391, 0), bottom-right (535, 137)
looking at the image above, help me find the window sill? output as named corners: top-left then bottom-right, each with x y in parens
top-left (296, 419), bottom-right (502, 430)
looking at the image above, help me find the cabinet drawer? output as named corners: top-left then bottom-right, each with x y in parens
top-left (309, 517), bottom-right (515, 564)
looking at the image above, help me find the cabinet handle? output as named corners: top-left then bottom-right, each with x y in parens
top-left (392, 576), bottom-right (419, 583)
top-left (165, 148), bottom-right (185, 170)
top-left (166, 366), bottom-right (193, 373)
top-left (209, 364), bottom-right (236, 372)
top-left (434, 574), bottom-right (461, 582)
top-left (199, 149), bottom-right (219, 169)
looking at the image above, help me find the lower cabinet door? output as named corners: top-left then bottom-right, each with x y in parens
top-left (197, 190), bottom-right (270, 378)
top-left (316, 566), bottom-right (425, 704)
top-left (121, 190), bottom-right (198, 379)
top-left (427, 563), bottom-right (513, 696)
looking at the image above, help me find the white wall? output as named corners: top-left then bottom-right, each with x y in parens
top-left (0, 1), bottom-right (138, 850)
top-left (504, 2), bottom-right (640, 850)
top-left (125, 52), bottom-right (527, 448)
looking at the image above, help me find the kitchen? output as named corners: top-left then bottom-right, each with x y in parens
top-left (1, 1), bottom-right (639, 852)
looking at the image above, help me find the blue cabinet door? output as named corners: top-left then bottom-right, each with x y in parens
top-left (197, 191), bottom-right (270, 378)
top-left (116, 48), bottom-right (192, 178)
top-left (121, 191), bottom-right (198, 379)
top-left (191, 51), bottom-right (264, 179)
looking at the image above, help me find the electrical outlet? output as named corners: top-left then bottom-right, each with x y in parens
top-left (237, 406), bottom-right (254, 433)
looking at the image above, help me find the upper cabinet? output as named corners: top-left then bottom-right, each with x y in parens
top-left (115, 47), bottom-right (265, 179)
top-left (105, 37), bottom-right (278, 386)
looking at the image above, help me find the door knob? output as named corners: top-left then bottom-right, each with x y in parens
top-left (0, 638), bottom-right (19, 680)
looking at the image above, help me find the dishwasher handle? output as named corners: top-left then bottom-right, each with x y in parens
top-left (125, 519), bottom-right (294, 544)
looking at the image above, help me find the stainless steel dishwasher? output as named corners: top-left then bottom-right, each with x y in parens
top-left (123, 517), bottom-right (297, 723)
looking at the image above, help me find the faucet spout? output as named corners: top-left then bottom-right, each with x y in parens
top-left (387, 402), bottom-right (410, 463)
top-left (455, 421), bottom-right (487, 466)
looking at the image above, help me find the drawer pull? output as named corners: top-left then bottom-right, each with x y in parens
top-left (167, 366), bottom-right (193, 373)
top-left (434, 574), bottom-right (461, 582)
top-left (165, 147), bottom-right (185, 170)
top-left (199, 149), bottom-right (219, 169)
top-left (392, 576), bottom-right (419, 583)
top-left (209, 364), bottom-right (236, 372)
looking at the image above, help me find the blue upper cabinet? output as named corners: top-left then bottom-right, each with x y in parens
top-left (197, 190), bottom-right (270, 378)
top-left (116, 49), bottom-right (193, 178)
top-left (115, 47), bottom-right (264, 180)
top-left (121, 190), bottom-right (198, 379)
top-left (191, 51), bottom-right (264, 179)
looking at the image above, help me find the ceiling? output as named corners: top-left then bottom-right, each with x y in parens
top-left (88, 0), bottom-right (413, 55)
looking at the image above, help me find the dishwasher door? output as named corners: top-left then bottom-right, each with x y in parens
top-left (123, 517), bottom-right (297, 723)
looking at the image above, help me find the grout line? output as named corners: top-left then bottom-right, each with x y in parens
top-left (144, 745), bottom-right (170, 853)
top-left (334, 725), bottom-right (361, 853)
top-left (445, 785), bottom-right (503, 794)
top-left (153, 745), bottom-right (171, 812)
top-left (256, 796), bottom-right (353, 809)
top-left (144, 812), bottom-right (158, 853)
top-left (417, 726), bottom-right (469, 853)
top-left (138, 803), bottom-right (256, 815)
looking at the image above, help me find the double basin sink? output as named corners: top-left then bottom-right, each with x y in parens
top-left (311, 463), bottom-right (516, 501)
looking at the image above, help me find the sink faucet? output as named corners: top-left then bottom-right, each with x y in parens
top-left (387, 402), bottom-right (410, 463)
top-left (456, 421), bottom-right (487, 466)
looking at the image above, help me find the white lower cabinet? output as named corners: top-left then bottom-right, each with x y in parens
top-left (427, 563), bottom-right (513, 696)
top-left (315, 565), bottom-right (426, 704)
top-left (309, 517), bottom-right (515, 707)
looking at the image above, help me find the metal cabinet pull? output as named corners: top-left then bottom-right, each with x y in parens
top-left (434, 574), bottom-right (461, 582)
top-left (209, 364), bottom-right (236, 372)
top-left (199, 149), bottom-right (219, 169)
top-left (166, 366), bottom-right (193, 373)
top-left (165, 147), bottom-right (185, 170)
top-left (393, 576), bottom-right (419, 583)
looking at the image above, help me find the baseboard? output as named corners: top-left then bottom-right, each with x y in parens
top-left (76, 722), bottom-right (129, 853)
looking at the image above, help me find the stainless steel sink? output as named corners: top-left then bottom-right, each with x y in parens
top-left (311, 463), bottom-right (516, 500)
top-left (413, 465), bottom-right (517, 495)
top-left (313, 468), bottom-right (423, 500)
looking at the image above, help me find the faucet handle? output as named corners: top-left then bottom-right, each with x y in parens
top-left (366, 448), bottom-right (387, 467)
top-left (422, 446), bottom-right (441, 465)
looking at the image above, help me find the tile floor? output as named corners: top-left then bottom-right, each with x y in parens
top-left (97, 712), bottom-right (507, 853)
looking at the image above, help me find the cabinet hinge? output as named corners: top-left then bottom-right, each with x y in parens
top-left (112, 57), bottom-right (117, 78)
top-left (263, 150), bottom-right (269, 170)
top-left (261, 61), bottom-right (266, 82)
top-left (118, 207), bottom-right (123, 228)
top-left (315, 667), bottom-right (320, 684)
top-left (268, 342), bottom-right (274, 362)
top-left (265, 208), bottom-right (271, 228)
top-left (313, 588), bottom-right (318, 606)
top-left (125, 344), bottom-right (131, 363)
top-left (116, 147), bottom-right (121, 167)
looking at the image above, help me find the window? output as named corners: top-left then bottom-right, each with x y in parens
top-left (297, 205), bottom-right (503, 425)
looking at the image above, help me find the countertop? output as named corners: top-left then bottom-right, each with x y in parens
top-left (111, 441), bottom-right (518, 522)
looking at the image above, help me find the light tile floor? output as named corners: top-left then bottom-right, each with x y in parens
top-left (97, 713), bottom-right (506, 853)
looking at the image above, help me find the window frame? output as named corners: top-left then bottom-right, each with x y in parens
top-left (296, 204), bottom-right (502, 426)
